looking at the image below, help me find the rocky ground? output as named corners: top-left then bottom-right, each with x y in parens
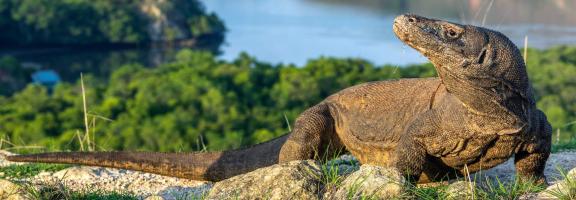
top-left (1, 150), bottom-right (576, 199)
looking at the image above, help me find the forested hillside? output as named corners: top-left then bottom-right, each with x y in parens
top-left (0, 47), bottom-right (574, 152)
top-left (0, 0), bottom-right (225, 47)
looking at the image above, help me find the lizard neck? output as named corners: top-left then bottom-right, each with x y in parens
top-left (441, 70), bottom-right (532, 135)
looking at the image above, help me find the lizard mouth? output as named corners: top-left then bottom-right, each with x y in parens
top-left (393, 15), bottom-right (438, 57)
top-left (393, 24), bottom-right (419, 51)
top-left (393, 21), bottom-right (411, 44)
top-left (393, 14), bottom-right (453, 67)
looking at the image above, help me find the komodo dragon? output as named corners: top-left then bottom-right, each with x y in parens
top-left (7, 14), bottom-right (552, 184)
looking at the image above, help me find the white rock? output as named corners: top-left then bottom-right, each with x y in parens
top-left (0, 179), bottom-right (26, 200)
top-left (52, 166), bottom-right (97, 181)
top-left (207, 160), bottom-right (322, 200)
top-left (145, 195), bottom-right (165, 200)
top-left (29, 166), bottom-right (211, 199)
top-left (333, 165), bottom-right (406, 199)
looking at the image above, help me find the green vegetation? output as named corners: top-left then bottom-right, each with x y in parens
top-left (404, 178), bottom-right (544, 200)
top-left (0, 56), bottom-right (31, 96)
top-left (0, 0), bottom-right (225, 47)
top-left (66, 192), bottom-right (137, 200)
top-left (0, 50), bottom-right (435, 152)
top-left (21, 184), bottom-right (138, 200)
top-left (407, 184), bottom-right (448, 200)
top-left (474, 178), bottom-right (544, 199)
top-left (0, 163), bottom-right (69, 179)
top-left (552, 138), bottom-right (576, 153)
top-left (0, 46), bottom-right (574, 152)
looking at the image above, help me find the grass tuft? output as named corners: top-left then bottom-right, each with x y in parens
top-left (406, 184), bottom-right (448, 200)
top-left (474, 177), bottom-right (544, 199)
top-left (16, 180), bottom-right (138, 200)
top-left (320, 161), bottom-right (345, 188)
top-left (552, 138), bottom-right (576, 153)
top-left (0, 163), bottom-right (70, 179)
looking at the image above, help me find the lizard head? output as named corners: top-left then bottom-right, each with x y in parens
top-left (393, 14), bottom-right (530, 98)
top-left (393, 14), bottom-right (533, 132)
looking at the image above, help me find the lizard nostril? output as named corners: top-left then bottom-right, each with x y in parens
top-left (408, 17), bottom-right (416, 23)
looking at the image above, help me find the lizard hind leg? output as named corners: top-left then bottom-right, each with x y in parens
top-left (279, 103), bottom-right (342, 163)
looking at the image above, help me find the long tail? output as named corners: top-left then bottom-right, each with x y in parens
top-left (6, 134), bottom-right (289, 181)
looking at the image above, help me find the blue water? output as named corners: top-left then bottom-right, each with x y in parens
top-left (202, 0), bottom-right (576, 66)
top-left (202, 0), bottom-right (424, 66)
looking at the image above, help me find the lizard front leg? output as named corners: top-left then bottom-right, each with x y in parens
top-left (396, 134), bottom-right (427, 183)
top-left (395, 111), bottom-right (440, 184)
top-left (515, 150), bottom-right (549, 185)
top-left (515, 111), bottom-right (552, 185)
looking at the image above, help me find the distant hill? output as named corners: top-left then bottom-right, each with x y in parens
top-left (0, 0), bottom-right (225, 49)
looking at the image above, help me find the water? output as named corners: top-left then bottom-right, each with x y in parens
top-left (202, 0), bottom-right (576, 66)
top-left (3, 0), bottom-right (576, 81)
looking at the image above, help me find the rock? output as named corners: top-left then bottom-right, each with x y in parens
top-left (145, 195), bottom-right (165, 200)
top-left (0, 179), bottom-right (26, 200)
top-left (157, 185), bottom-right (212, 200)
top-left (332, 154), bottom-right (359, 164)
top-left (206, 160), bottom-right (322, 200)
top-left (333, 165), bottom-right (405, 199)
top-left (335, 164), bottom-right (359, 176)
top-left (518, 192), bottom-right (539, 200)
top-left (139, 0), bottom-right (189, 42)
top-left (445, 181), bottom-right (475, 200)
top-left (537, 168), bottom-right (576, 199)
top-left (138, 0), bottom-right (224, 44)
top-left (31, 166), bottom-right (211, 200)
top-left (51, 166), bottom-right (98, 181)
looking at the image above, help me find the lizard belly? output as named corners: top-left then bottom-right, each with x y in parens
top-left (336, 122), bottom-right (400, 167)
top-left (436, 134), bottom-right (521, 173)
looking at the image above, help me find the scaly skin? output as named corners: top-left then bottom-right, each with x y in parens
top-left (7, 14), bottom-right (552, 184)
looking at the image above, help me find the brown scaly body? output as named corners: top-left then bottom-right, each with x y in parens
top-left (7, 14), bottom-right (552, 184)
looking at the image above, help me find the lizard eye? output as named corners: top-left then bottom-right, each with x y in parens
top-left (445, 28), bottom-right (460, 39)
